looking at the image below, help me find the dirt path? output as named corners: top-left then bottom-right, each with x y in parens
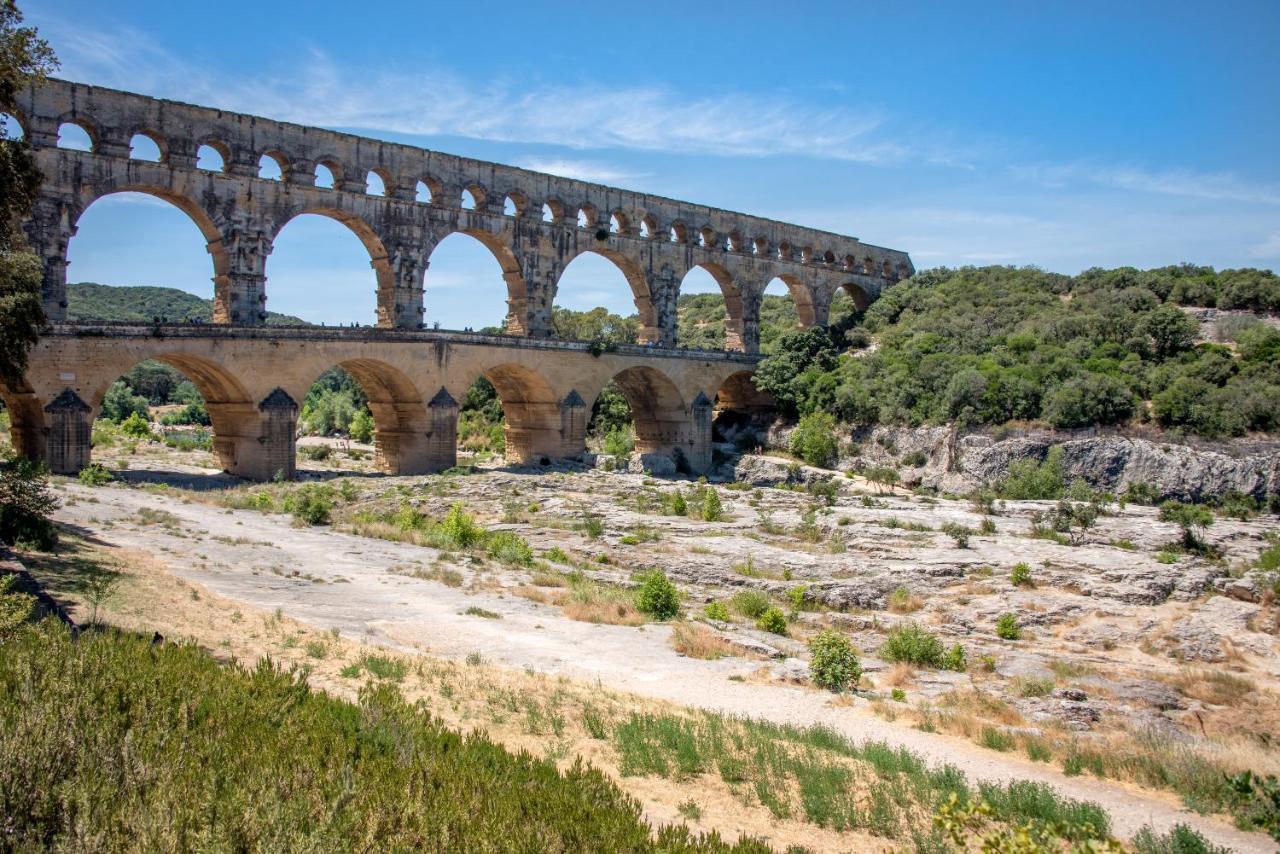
top-left (54, 483), bottom-right (1275, 853)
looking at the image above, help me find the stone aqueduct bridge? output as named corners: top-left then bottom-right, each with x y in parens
top-left (4, 78), bottom-right (913, 480)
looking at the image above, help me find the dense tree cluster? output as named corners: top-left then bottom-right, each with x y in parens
top-left (754, 265), bottom-right (1280, 438)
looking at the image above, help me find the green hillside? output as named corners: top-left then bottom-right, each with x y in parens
top-left (66, 282), bottom-right (307, 325)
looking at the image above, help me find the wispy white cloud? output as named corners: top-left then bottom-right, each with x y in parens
top-left (38, 16), bottom-right (960, 167)
top-left (1010, 161), bottom-right (1280, 206)
top-left (515, 158), bottom-right (642, 184)
top-left (1250, 232), bottom-right (1280, 258)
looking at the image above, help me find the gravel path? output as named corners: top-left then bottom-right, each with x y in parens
top-left (56, 483), bottom-right (1275, 853)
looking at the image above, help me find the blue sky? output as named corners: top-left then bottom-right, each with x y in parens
top-left (24, 1), bottom-right (1280, 327)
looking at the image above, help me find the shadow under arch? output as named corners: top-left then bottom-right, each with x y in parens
top-left (603, 366), bottom-right (687, 457)
top-left (0, 382), bottom-right (45, 461)
top-left (838, 281), bottom-right (873, 312)
top-left (298, 357), bottom-right (428, 474)
top-left (555, 248), bottom-right (654, 341)
top-left (477, 362), bottom-right (561, 464)
top-left (270, 207), bottom-right (396, 326)
top-left (712, 369), bottom-right (773, 443)
top-left (428, 228), bottom-right (527, 334)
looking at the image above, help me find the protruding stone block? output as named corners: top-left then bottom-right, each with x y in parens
top-left (559, 389), bottom-right (587, 459)
top-left (686, 391), bottom-right (713, 475)
top-left (43, 388), bottom-right (91, 474)
top-left (426, 387), bottom-right (459, 472)
top-left (257, 388), bottom-right (298, 481)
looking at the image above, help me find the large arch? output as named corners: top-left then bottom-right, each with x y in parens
top-left (298, 358), bottom-right (428, 474)
top-left (68, 187), bottom-right (226, 311)
top-left (267, 208), bottom-right (394, 326)
top-left (677, 262), bottom-right (744, 351)
top-left (712, 370), bottom-right (773, 444)
top-left (604, 366), bottom-right (687, 457)
top-left (477, 362), bottom-right (562, 464)
top-left (425, 230), bottom-right (527, 334)
top-left (553, 249), bottom-right (652, 341)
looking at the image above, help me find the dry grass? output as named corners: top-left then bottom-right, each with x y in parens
top-left (514, 581), bottom-right (645, 626)
top-left (881, 662), bottom-right (917, 687)
top-left (1171, 667), bottom-right (1255, 706)
top-left (669, 622), bottom-right (736, 660)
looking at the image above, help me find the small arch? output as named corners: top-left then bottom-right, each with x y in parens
top-left (577, 204), bottom-right (597, 229)
top-left (258, 151), bottom-right (287, 181)
top-left (196, 142), bottom-right (227, 172)
top-left (753, 236), bottom-right (768, 256)
top-left (726, 230), bottom-right (743, 252)
top-left (777, 242), bottom-right (792, 261)
top-left (416, 176), bottom-right (440, 204)
top-left (0, 111), bottom-right (25, 140)
top-left (670, 222), bottom-right (688, 244)
top-left (839, 282), bottom-right (873, 312)
top-left (128, 132), bottom-right (164, 162)
top-left (639, 215), bottom-right (657, 239)
top-left (896, 263), bottom-right (910, 281)
top-left (462, 185), bottom-right (485, 210)
top-left (57, 120), bottom-right (95, 152)
top-left (842, 254), bottom-right (856, 272)
top-left (542, 201), bottom-right (562, 223)
top-left (882, 260), bottom-right (893, 277)
top-left (698, 226), bottom-right (716, 249)
top-left (800, 246), bottom-right (813, 264)
top-left (609, 212), bottom-right (628, 235)
top-left (862, 257), bottom-right (875, 275)
top-left (314, 163), bottom-right (336, 189)
top-left (366, 169), bottom-right (388, 196)
top-left (503, 191), bottom-right (527, 217)
top-left (823, 249), bottom-right (836, 265)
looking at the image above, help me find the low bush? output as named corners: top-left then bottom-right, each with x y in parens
top-left (77, 463), bottom-right (114, 486)
top-left (940, 522), bottom-right (973, 548)
top-left (1010, 562), bottom-right (1033, 587)
top-left (808, 629), bottom-right (861, 692)
top-left (0, 458), bottom-right (59, 550)
top-left (754, 607), bottom-right (787, 635)
top-left (282, 484), bottom-right (335, 526)
top-left (486, 531), bottom-right (534, 566)
top-left (0, 622), bottom-right (757, 851)
top-left (879, 623), bottom-right (944, 667)
top-left (636, 570), bottom-right (680, 620)
top-left (1132, 823), bottom-right (1229, 854)
top-left (789, 411), bottom-right (839, 468)
top-left (703, 601), bottom-right (730, 621)
top-left (730, 590), bottom-right (770, 619)
top-left (118, 411), bottom-right (154, 440)
top-left (996, 613), bottom-right (1021, 641)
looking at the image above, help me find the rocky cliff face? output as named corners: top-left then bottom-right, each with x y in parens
top-left (758, 423), bottom-right (1279, 501)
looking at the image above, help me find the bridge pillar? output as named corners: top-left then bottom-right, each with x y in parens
top-left (684, 392), bottom-right (714, 475)
top-left (425, 388), bottom-right (459, 471)
top-left (23, 198), bottom-right (72, 322)
top-left (559, 390), bottom-right (588, 459)
top-left (256, 389), bottom-right (298, 480)
top-left (43, 388), bottom-right (91, 475)
top-left (645, 265), bottom-right (680, 347)
top-left (503, 402), bottom-right (563, 465)
top-left (379, 244), bottom-right (426, 329)
top-left (369, 404), bottom-right (436, 475)
top-left (727, 288), bottom-right (762, 355)
top-left (215, 221), bottom-right (272, 325)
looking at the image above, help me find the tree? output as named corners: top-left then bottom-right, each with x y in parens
top-left (636, 570), bottom-right (679, 620)
top-left (808, 629), bottom-right (861, 692)
top-left (0, 2), bottom-right (56, 387)
top-left (1042, 373), bottom-right (1135, 428)
top-left (1140, 304), bottom-right (1198, 360)
top-left (101, 379), bottom-right (150, 423)
top-left (789, 411), bottom-right (839, 468)
top-left (0, 455), bottom-right (57, 549)
top-left (752, 327), bottom-right (838, 418)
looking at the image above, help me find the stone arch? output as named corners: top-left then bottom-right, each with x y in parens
top-left (0, 383), bottom-right (45, 461)
top-left (56, 118), bottom-right (97, 151)
top-left (128, 130), bottom-right (165, 162)
top-left (301, 358), bottom-right (428, 474)
top-left (68, 185), bottom-right (227, 309)
top-left (416, 175), bottom-right (441, 203)
top-left (678, 262), bottom-right (746, 351)
top-left (366, 168), bottom-right (390, 196)
top-left (838, 281), bottom-right (872, 312)
top-left (196, 140), bottom-right (228, 171)
top-left (602, 366), bottom-right (687, 457)
top-left (555, 248), bottom-right (654, 339)
top-left (268, 207), bottom-right (395, 324)
top-left (711, 370), bottom-right (772, 444)
top-left (639, 214), bottom-right (657, 239)
top-left (503, 190), bottom-right (528, 217)
top-left (477, 362), bottom-right (561, 464)
top-left (88, 352), bottom-right (254, 474)
top-left (258, 150), bottom-right (288, 180)
top-left (769, 274), bottom-right (819, 327)
top-left (542, 198), bottom-right (566, 224)
top-left (0, 109), bottom-right (26, 139)
top-left (427, 228), bottom-right (528, 334)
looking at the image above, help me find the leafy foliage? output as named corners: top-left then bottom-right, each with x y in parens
top-left (636, 570), bottom-right (679, 620)
top-left (879, 623), bottom-right (946, 668)
top-left (0, 456), bottom-right (56, 549)
top-left (808, 629), bottom-right (862, 691)
top-left (789, 411), bottom-right (839, 468)
top-left (0, 621), bottom-right (760, 851)
top-left (66, 282), bottom-right (306, 324)
top-left (754, 265), bottom-right (1280, 437)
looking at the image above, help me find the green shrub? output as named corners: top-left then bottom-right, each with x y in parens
top-left (349, 409), bottom-right (375, 443)
top-left (879, 623), bottom-right (944, 667)
top-left (789, 411), bottom-right (839, 468)
top-left (703, 601), bottom-right (730, 621)
top-left (578, 512), bottom-right (605, 539)
top-left (118, 411), bottom-right (154, 439)
top-left (785, 584), bottom-right (808, 613)
top-left (700, 487), bottom-right (724, 522)
top-left (602, 425), bottom-right (636, 457)
top-left (998, 447), bottom-right (1065, 500)
top-left (996, 613), bottom-right (1021, 641)
top-left (1159, 500), bottom-right (1215, 552)
top-left (940, 644), bottom-right (967, 672)
top-left (77, 463), bottom-right (113, 486)
top-left (902, 450), bottom-right (927, 468)
top-left (636, 570), bottom-right (679, 620)
top-left (282, 484), bottom-right (334, 526)
top-left (730, 590), bottom-right (770, 619)
top-left (1132, 823), bottom-right (1229, 854)
top-left (0, 459), bottom-right (59, 551)
top-left (0, 623), bottom-right (756, 851)
top-left (754, 607), bottom-right (787, 635)
top-left (977, 518), bottom-right (997, 535)
top-left (159, 402), bottom-right (211, 426)
top-left (486, 531), bottom-right (534, 566)
top-left (439, 503), bottom-right (484, 548)
top-left (543, 546), bottom-right (570, 564)
top-left (299, 444), bottom-right (332, 461)
top-left (664, 490), bottom-right (688, 516)
top-left (807, 629), bottom-right (861, 692)
top-left (940, 522), bottom-right (972, 548)
top-left (1010, 562), bottom-right (1033, 587)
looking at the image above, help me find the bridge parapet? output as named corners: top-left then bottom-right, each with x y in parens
top-left (12, 78), bottom-right (913, 354)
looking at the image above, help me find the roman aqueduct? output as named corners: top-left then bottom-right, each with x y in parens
top-left (2, 78), bottom-right (914, 480)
